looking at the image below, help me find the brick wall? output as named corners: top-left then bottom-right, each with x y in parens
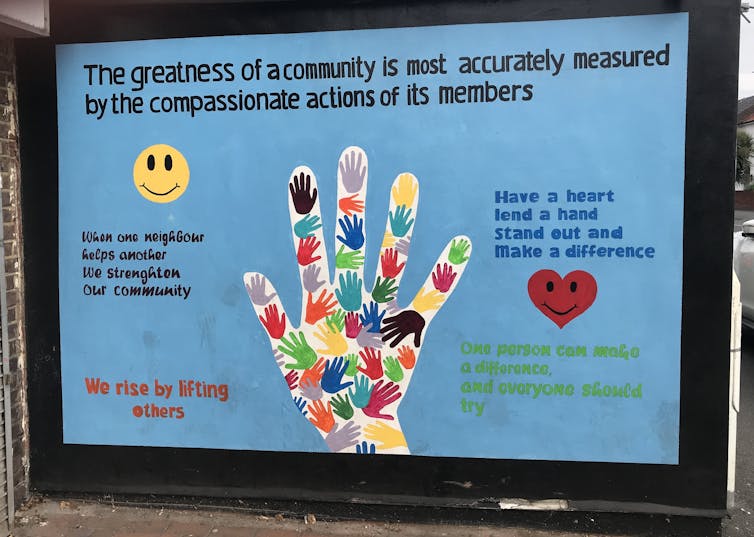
top-left (736, 190), bottom-right (754, 211)
top-left (0, 39), bottom-right (29, 510)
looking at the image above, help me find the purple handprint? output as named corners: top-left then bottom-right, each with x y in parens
top-left (384, 299), bottom-right (401, 315)
top-left (299, 377), bottom-right (323, 401)
top-left (339, 149), bottom-right (366, 193)
top-left (245, 274), bottom-right (277, 306)
top-left (356, 325), bottom-right (384, 349)
top-left (302, 265), bottom-right (325, 294)
top-left (394, 236), bottom-right (411, 257)
top-left (325, 421), bottom-right (361, 451)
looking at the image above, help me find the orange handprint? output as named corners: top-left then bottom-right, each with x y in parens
top-left (299, 357), bottom-right (326, 389)
top-left (305, 289), bottom-right (338, 324)
top-left (396, 346), bottom-right (416, 369)
top-left (339, 194), bottom-right (364, 216)
top-left (308, 400), bottom-right (335, 433)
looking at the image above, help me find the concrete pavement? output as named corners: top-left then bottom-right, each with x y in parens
top-left (11, 498), bottom-right (598, 537)
top-left (11, 495), bottom-right (727, 537)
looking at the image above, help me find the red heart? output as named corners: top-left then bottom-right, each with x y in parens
top-left (527, 270), bottom-right (597, 328)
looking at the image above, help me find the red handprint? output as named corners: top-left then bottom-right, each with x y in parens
top-left (305, 289), bottom-right (337, 324)
top-left (396, 346), bottom-right (416, 369)
top-left (338, 194), bottom-right (364, 216)
top-left (432, 263), bottom-right (457, 293)
top-left (357, 347), bottom-right (383, 380)
top-left (299, 357), bottom-right (326, 388)
top-left (284, 370), bottom-right (299, 391)
top-left (297, 236), bottom-right (322, 266)
top-left (363, 380), bottom-right (401, 420)
top-left (308, 400), bottom-right (335, 433)
top-left (259, 304), bottom-right (286, 339)
top-left (345, 312), bottom-right (362, 339)
top-left (380, 248), bottom-right (405, 279)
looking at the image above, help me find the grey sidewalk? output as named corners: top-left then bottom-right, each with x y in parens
top-left (10, 499), bottom-right (594, 537)
top-left (10, 497), bottom-right (729, 537)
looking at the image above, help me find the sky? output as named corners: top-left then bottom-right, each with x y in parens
top-left (741, 13), bottom-right (754, 99)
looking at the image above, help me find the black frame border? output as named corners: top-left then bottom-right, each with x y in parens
top-left (15, 0), bottom-right (740, 513)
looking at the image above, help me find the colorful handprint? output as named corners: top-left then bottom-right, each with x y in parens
top-left (244, 146), bottom-right (472, 454)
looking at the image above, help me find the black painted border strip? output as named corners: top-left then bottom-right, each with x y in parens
top-left (15, 0), bottom-right (739, 513)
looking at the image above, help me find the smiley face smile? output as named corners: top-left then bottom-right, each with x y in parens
top-left (139, 182), bottom-right (181, 196)
top-left (541, 302), bottom-right (577, 316)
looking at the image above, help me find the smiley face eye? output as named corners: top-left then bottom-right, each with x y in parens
top-left (147, 155), bottom-right (155, 171)
top-left (165, 154), bottom-right (173, 171)
top-left (546, 281), bottom-right (554, 292)
top-left (570, 282), bottom-right (578, 292)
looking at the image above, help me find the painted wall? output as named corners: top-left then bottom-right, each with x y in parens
top-left (56, 14), bottom-right (687, 462)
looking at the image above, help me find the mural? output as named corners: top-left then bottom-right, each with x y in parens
top-left (244, 147), bottom-right (471, 453)
top-left (56, 13), bottom-right (688, 462)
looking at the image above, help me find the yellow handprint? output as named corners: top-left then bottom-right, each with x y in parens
top-left (382, 231), bottom-right (396, 248)
top-left (365, 421), bottom-right (408, 450)
top-left (412, 286), bottom-right (445, 313)
top-left (313, 322), bottom-right (348, 355)
top-left (391, 173), bottom-right (418, 206)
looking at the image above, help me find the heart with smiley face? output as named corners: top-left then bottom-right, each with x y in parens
top-left (527, 269), bottom-right (597, 328)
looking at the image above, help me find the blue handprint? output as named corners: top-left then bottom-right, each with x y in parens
top-left (294, 214), bottom-right (322, 239)
top-left (356, 441), bottom-right (376, 454)
top-left (360, 301), bottom-right (386, 334)
top-left (321, 356), bottom-right (354, 394)
top-left (389, 205), bottom-right (414, 238)
top-left (293, 395), bottom-right (308, 416)
top-left (335, 271), bottom-right (362, 312)
top-left (336, 214), bottom-right (365, 250)
top-left (348, 375), bottom-right (374, 408)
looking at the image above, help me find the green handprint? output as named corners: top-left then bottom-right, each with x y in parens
top-left (278, 331), bottom-right (317, 370)
top-left (335, 271), bottom-right (362, 311)
top-left (344, 354), bottom-right (359, 376)
top-left (331, 393), bottom-right (354, 420)
top-left (335, 245), bottom-right (365, 269)
top-left (372, 276), bottom-right (398, 304)
top-left (389, 205), bottom-right (414, 237)
top-left (293, 214), bottom-right (322, 239)
top-left (325, 309), bottom-right (346, 333)
top-left (448, 238), bottom-right (471, 265)
top-left (383, 356), bottom-right (404, 382)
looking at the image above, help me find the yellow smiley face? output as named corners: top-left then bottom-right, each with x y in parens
top-left (133, 144), bottom-right (190, 203)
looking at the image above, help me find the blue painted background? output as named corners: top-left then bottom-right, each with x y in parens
top-left (56, 13), bottom-right (687, 463)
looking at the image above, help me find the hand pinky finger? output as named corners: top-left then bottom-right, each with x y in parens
top-left (408, 235), bottom-right (472, 323)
